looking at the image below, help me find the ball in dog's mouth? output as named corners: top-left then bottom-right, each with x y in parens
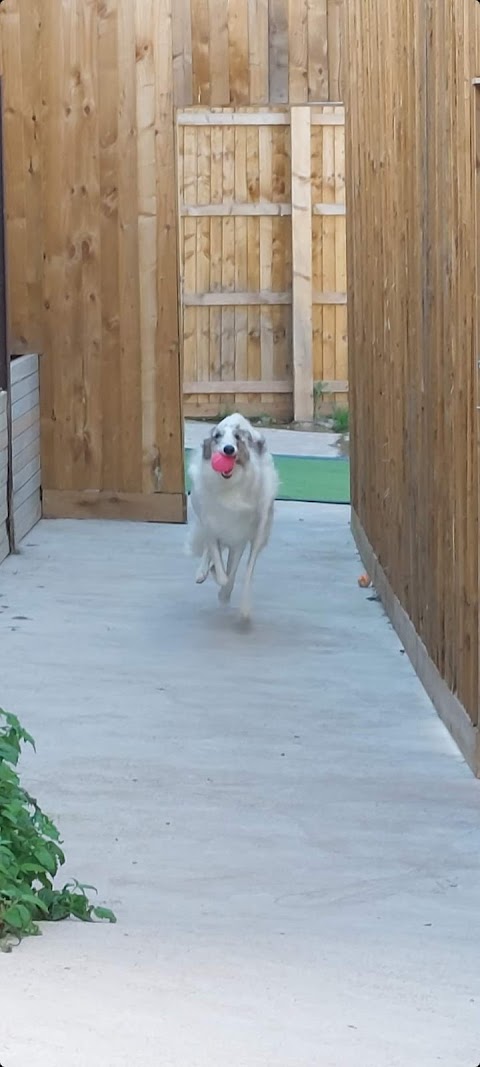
top-left (211, 452), bottom-right (236, 477)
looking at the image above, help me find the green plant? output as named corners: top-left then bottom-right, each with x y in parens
top-left (0, 710), bottom-right (116, 950)
top-left (331, 406), bottom-right (349, 434)
top-left (313, 380), bottom-right (325, 417)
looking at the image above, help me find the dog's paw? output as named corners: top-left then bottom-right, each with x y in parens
top-left (218, 586), bottom-right (232, 604)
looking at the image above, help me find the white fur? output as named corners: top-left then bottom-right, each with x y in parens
top-left (187, 413), bottom-right (278, 620)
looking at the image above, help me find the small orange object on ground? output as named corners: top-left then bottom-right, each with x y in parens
top-left (358, 573), bottom-right (372, 588)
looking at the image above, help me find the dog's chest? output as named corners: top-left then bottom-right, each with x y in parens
top-left (202, 490), bottom-right (258, 545)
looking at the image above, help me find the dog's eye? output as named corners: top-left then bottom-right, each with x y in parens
top-left (234, 432), bottom-right (241, 442)
top-left (213, 431), bottom-right (221, 441)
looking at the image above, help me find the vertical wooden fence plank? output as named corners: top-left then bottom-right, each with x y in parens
top-left (307, 0), bottom-right (328, 101)
top-left (234, 124), bottom-right (248, 391)
top-left (75, 0), bottom-right (102, 490)
top-left (327, 0), bottom-right (344, 101)
top-left (154, 0), bottom-right (184, 496)
top-left (248, 0), bottom-right (269, 104)
top-left (291, 106), bottom-right (313, 421)
top-left (136, 0), bottom-right (158, 493)
top-left (268, 0), bottom-right (289, 103)
top-left (259, 125), bottom-right (273, 383)
top-left (117, 0), bottom-right (143, 493)
top-left (228, 0), bottom-right (250, 105)
top-left (18, 0), bottom-right (43, 352)
top-left (288, 0), bottom-right (308, 103)
top-left (209, 0), bottom-right (229, 105)
top-left (172, 0), bottom-right (193, 107)
top-left (221, 122), bottom-right (235, 379)
top-left (1, 5), bottom-right (27, 352)
top-left (191, 0), bottom-right (210, 104)
top-left (474, 84), bottom-right (480, 721)
top-left (98, 0), bottom-right (121, 489)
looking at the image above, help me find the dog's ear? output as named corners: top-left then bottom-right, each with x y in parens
top-left (253, 432), bottom-right (266, 455)
top-left (202, 434), bottom-right (213, 460)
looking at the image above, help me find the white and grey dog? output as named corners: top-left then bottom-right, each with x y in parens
top-left (187, 413), bottom-right (278, 620)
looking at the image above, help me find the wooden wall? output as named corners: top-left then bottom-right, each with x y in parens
top-left (175, 0), bottom-right (347, 421)
top-left (0, 0), bottom-right (184, 520)
top-left (0, 389), bottom-right (7, 562)
top-left (11, 354), bottom-right (41, 544)
top-left (345, 0), bottom-right (480, 767)
top-left (178, 104), bottom-right (347, 422)
top-left (0, 0), bottom-right (345, 518)
top-left (173, 0), bottom-right (345, 109)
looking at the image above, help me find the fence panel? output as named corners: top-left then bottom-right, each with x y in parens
top-left (177, 105), bottom-right (347, 421)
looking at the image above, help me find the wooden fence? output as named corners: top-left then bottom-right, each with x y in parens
top-left (178, 105), bottom-right (347, 421)
top-left (0, 0), bottom-right (346, 517)
top-left (345, 0), bottom-right (480, 771)
top-left (173, 0), bottom-right (345, 108)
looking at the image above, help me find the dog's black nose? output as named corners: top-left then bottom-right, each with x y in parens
top-left (223, 445), bottom-right (235, 456)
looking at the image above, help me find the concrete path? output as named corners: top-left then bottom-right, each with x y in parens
top-left (184, 419), bottom-right (344, 458)
top-left (0, 505), bottom-right (479, 1067)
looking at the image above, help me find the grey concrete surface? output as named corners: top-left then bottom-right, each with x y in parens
top-left (0, 505), bottom-right (479, 1067)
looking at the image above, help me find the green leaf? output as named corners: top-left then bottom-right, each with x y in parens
top-left (0, 741), bottom-right (20, 765)
top-left (63, 880), bottom-right (97, 897)
top-left (1, 903), bottom-right (31, 930)
top-left (33, 846), bottom-right (59, 876)
top-left (93, 906), bottom-right (117, 924)
top-left (0, 712), bottom-right (35, 750)
top-left (0, 762), bottom-right (19, 784)
top-left (0, 709), bottom-right (114, 949)
top-left (15, 891), bottom-right (49, 915)
top-left (65, 894), bottom-right (93, 921)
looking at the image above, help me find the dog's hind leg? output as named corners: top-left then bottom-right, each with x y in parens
top-left (218, 545), bottom-right (245, 603)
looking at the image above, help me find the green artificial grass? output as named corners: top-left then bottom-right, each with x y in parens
top-left (185, 450), bottom-right (350, 505)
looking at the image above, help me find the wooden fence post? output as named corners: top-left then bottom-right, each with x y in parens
top-left (291, 105), bottom-right (313, 422)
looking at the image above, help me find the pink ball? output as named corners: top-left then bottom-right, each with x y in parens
top-left (211, 452), bottom-right (236, 474)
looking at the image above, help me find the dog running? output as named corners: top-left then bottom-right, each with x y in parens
top-left (187, 413), bottom-right (278, 620)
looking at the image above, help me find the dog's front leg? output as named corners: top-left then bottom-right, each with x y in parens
top-left (195, 550), bottom-right (211, 584)
top-left (239, 507), bottom-right (273, 620)
top-left (209, 540), bottom-right (228, 587)
top-left (218, 544), bottom-right (245, 603)
top-left (239, 543), bottom-right (261, 620)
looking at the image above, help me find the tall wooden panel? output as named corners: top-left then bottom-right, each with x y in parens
top-left (345, 0), bottom-right (480, 769)
top-left (0, 0), bottom-right (184, 522)
top-left (172, 0), bottom-right (346, 107)
top-left (0, 0), bottom-right (348, 517)
top-left (177, 105), bottom-right (346, 420)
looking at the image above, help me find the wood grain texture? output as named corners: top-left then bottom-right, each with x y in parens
top-left (0, 0), bottom-right (347, 515)
top-left (0, 1), bottom-right (185, 520)
top-left (268, 0), bottom-right (289, 103)
top-left (288, 0), bottom-right (309, 103)
top-left (352, 509), bottom-right (480, 777)
top-left (43, 490), bottom-right (185, 523)
top-left (179, 108), bottom-right (296, 419)
top-left (345, 0), bottom-right (479, 734)
top-left (179, 105), bottom-right (346, 417)
top-left (291, 106), bottom-right (313, 421)
top-left (0, 391), bottom-right (8, 562)
top-left (11, 354), bottom-right (41, 545)
top-left (172, 0), bottom-right (193, 106)
top-left (170, 0), bottom-right (345, 108)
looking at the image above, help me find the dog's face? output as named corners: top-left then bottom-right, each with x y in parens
top-left (202, 415), bottom-right (265, 479)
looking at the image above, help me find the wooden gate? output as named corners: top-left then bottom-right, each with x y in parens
top-left (177, 105), bottom-right (347, 422)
